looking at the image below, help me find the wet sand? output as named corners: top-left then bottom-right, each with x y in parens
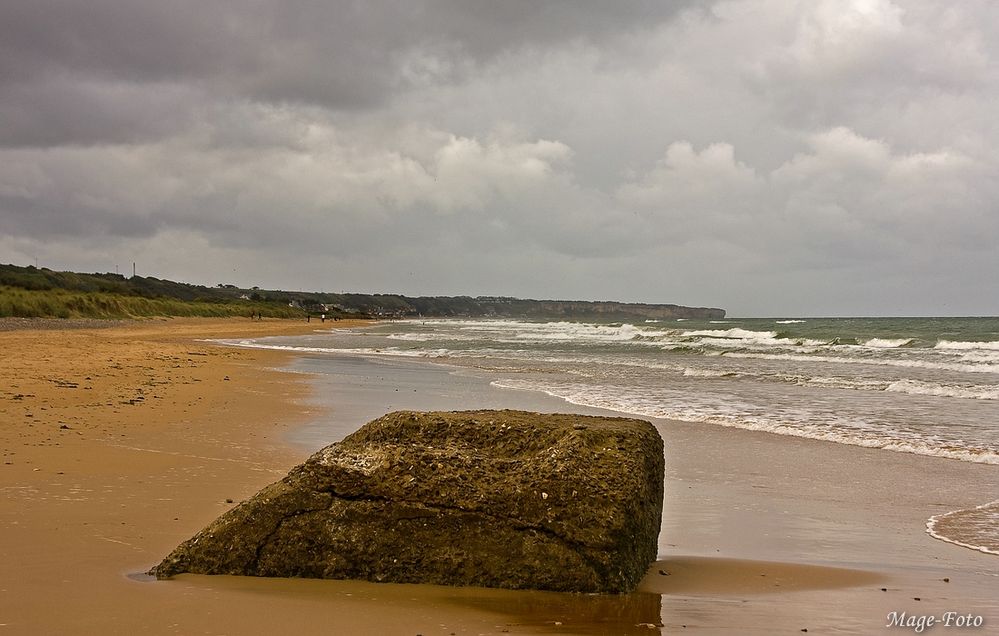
top-left (284, 352), bottom-right (999, 633)
top-left (1, 319), bottom-right (994, 634)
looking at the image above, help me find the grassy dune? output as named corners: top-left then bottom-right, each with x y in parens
top-left (0, 286), bottom-right (304, 320)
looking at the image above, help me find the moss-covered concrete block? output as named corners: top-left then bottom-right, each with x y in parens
top-left (154, 410), bottom-right (664, 593)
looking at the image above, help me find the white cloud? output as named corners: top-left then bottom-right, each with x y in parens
top-left (789, 0), bottom-right (904, 68)
top-left (428, 135), bottom-right (573, 212)
top-left (618, 142), bottom-right (759, 208)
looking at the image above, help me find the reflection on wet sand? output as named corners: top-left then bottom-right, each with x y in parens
top-left (162, 557), bottom-right (881, 635)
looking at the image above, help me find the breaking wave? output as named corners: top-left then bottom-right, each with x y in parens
top-left (490, 378), bottom-right (999, 465)
top-left (927, 500), bottom-right (999, 555)
top-left (862, 338), bottom-right (914, 348)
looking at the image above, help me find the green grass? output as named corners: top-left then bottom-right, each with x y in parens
top-left (0, 286), bottom-right (305, 320)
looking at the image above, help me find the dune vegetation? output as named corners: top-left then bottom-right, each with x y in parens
top-left (0, 286), bottom-right (303, 320)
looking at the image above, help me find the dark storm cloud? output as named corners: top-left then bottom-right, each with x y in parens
top-left (0, 0), bottom-right (690, 146)
top-left (0, 77), bottom-right (201, 146)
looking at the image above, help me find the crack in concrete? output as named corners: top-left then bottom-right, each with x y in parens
top-left (250, 494), bottom-right (333, 574)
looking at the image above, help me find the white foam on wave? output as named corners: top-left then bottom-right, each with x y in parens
top-left (936, 340), bottom-right (999, 351)
top-left (531, 355), bottom-right (685, 373)
top-left (769, 374), bottom-right (999, 400)
top-left (723, 351), bottom-right (999, 374)
top-left (682, 367), bottom-right (738, 378)
top-left (215, 337), bottom-right (697, 375)
top-left (775, 374), bottom-right (888, 391)
top-left (386, 332), bottom-right (478, 342)
top-left (863, 338), bottom-right (914, 348)
top-left (933, 347), bottom-right (999, 367)
top-left (775, 320), bottom-right (807, 324)
top-left (512, 322), bottom-right (673, 344)
top-left (404, 318), bottom-right (513, 328)
top-left (490, 378), bottom-right (999, 465)
top-left (886, 379), bottom-right (999, 400)
top-left (927, 500), bottom-right (999, 556)
top-left (210, 339), bottom-right (451, 359)
top-left (698, 336), bottom-right (828, 349)
top-left (952, 350), bottom-right (999, 364)
top-left (680, 328), bottom-right (827, 350)
top-left (684, 328), bottom-right (777, 339)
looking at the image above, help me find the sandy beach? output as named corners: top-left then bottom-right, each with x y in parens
top-left (2, 319), bottom-right (996, 635)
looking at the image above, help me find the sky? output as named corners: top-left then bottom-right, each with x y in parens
top-left (1, 1), bottom-right (997, 317)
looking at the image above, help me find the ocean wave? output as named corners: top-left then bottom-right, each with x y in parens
top-left (927, 500), bottom-right (999, 556)
top-left (511, 322), bottom-right (673, 343)
top-left (934, 346), bottom-right (999, 367)
top-left (210, 339), bottom-right (452, 359)
top-left (683, 328), bottom-right (778, 339)
top-left (885, 379), bottom-right (999, 400)
top-left (489, 379), bottom-right (999, 465)
top-left (768, 374), bottom-right (999, 400)
top-left (936, 340), bottom-right (999, 351)
top-left (774, 374), bottom-right (888, 391)
top-left (381, 321), bottom-right (941, 360)
top-left (950, 350), bottom-right (999, 363)
top-left (411, 319), bottom-right (515, 328)
top-left (829, 337), bottom-right (861, 346)
top-left (722, 351), bottom-right (999, 374)
top-left (775, 320), bottom-right (807, 324)
top-left (661, 344), bottom-right (705, 354)
top-left (386, 332), bottom-right (476, 342)
top-left (682, 367), bottom-right (738, 378)
top-left (679, 328), bottom-right (828, 349)
top-left (862, 338), bottom-right (914, 348)
top-left (696, 336), bottom-right (828, 349)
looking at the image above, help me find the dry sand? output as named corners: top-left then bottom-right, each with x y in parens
top-left (1, 318), bottom-right (989, 635)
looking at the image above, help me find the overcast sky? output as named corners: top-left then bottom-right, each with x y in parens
top-left (1, 1), bottom-right (997, 316)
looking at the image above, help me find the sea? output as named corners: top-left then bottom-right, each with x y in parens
top-left (218, 316), bottom-right (999, 556)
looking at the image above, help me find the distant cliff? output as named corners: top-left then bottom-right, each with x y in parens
top-left (402, 297), bottom-right (725, 321)
top-left (324, 294), bottom-right (724, 320)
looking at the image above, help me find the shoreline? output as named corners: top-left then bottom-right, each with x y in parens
top-left (2, 318), bottom-right (995, 634)
top-left (278, 347), bottom-right (999, 631)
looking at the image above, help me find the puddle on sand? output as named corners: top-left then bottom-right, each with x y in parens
top-left (124, 569), bottom-right (156, 583)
